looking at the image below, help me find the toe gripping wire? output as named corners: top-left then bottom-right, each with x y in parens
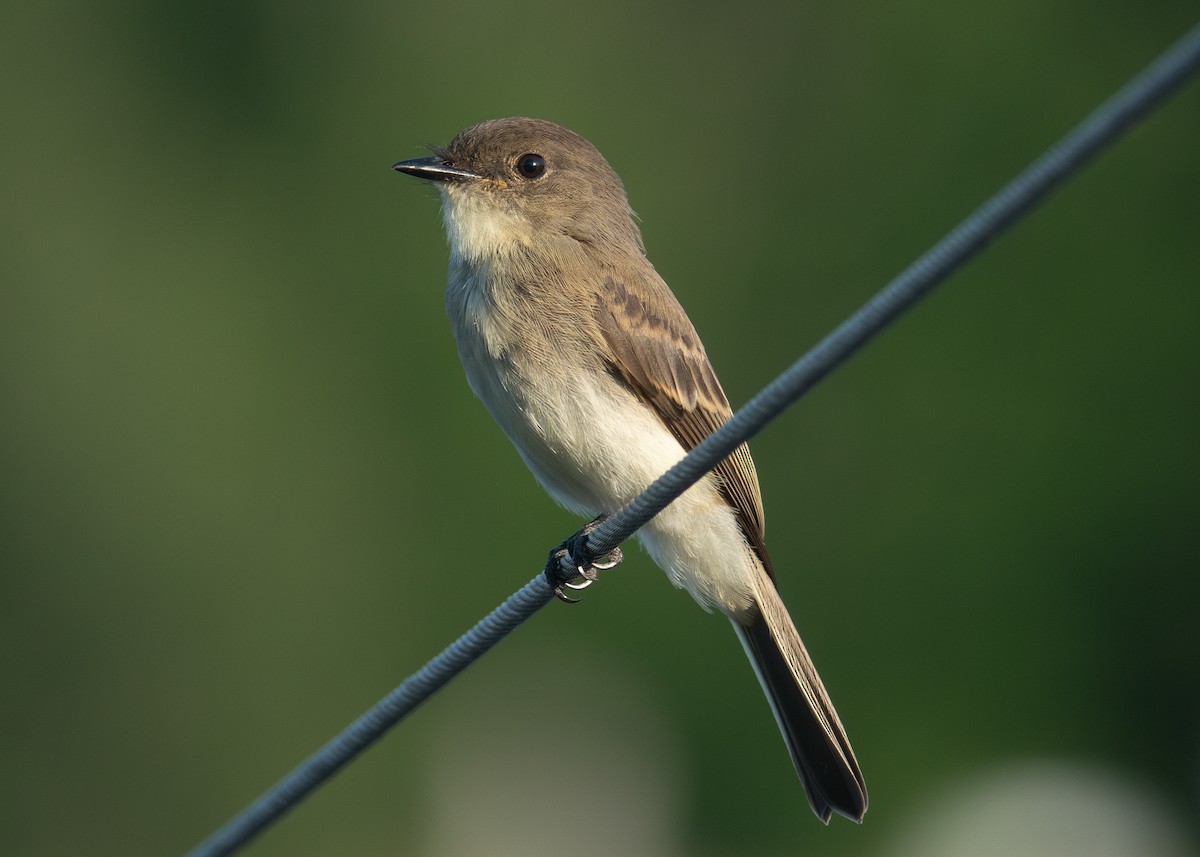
top-left (544, 514), bottom-right (624, 602)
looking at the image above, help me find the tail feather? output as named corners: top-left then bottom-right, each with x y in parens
top-left (732, 570), bottom-right (867, 822)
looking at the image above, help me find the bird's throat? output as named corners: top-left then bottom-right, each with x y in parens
top-left (439, 187), bottom-right (527, 267)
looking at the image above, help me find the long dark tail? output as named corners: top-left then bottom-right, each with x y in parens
top-left (732, 569), bottom-right (867, 823)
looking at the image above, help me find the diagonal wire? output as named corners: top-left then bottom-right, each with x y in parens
top-left (185, 22), bottom-right (1200, 857)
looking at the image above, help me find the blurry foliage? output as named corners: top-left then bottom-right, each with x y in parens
top-left (1, 2), bottom-right (1197, 855)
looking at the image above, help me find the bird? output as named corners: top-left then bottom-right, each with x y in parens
top-left (392, 117), bottom-right (867, 823)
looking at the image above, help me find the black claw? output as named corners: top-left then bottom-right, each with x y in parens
top-left (553, 586), bottom-right (582, 604)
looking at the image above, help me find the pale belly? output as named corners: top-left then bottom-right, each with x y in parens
top-left (456, 326), bottom-right (758, 617)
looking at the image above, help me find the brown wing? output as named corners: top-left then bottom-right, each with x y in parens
top-left (594, 273), bottom-right (773, 577)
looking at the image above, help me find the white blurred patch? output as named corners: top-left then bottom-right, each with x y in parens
top-left (418, 651), bottom-right (686, 857)
top-left (880, 760), bottom-right (1196, 857)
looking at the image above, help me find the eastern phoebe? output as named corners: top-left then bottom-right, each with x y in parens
top-left (393, 117), bottom-right (867, 823)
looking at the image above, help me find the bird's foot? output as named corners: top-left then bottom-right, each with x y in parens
top-left (544, 515), bottom-right (623, 603)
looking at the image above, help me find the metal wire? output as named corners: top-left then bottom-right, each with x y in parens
top-left (185, 577), bottom-right (554, 857)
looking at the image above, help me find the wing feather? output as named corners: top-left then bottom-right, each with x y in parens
top-left (594, 273), bottom-right (773, 576)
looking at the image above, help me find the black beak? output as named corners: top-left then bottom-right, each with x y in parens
top-left (391, 156), bottom-right (481, 182)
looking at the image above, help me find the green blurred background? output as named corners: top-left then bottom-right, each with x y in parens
top-left (2, 3), bottom-right (1198, 855)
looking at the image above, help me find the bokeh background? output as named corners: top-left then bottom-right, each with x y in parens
top-left (2, 3), bottom-right (1198, 856)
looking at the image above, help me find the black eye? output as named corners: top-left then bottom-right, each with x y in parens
top-left (516, 153), bottom-right (546, 179)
